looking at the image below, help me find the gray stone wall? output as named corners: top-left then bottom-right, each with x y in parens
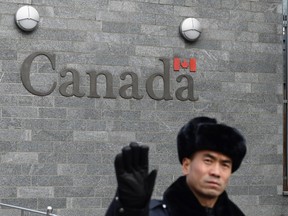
top-left (0, 0), bottom-right (284, 215)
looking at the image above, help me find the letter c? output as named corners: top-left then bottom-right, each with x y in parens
top-left (21, 52), bottom-right (56, 96)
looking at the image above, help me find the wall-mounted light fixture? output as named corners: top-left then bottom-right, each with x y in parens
top-left (179, 18), bottom-right (201, 42)
top-left (15, 6), bottom-right (39, 32)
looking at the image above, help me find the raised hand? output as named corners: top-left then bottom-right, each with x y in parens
top-left (114, 142), bottom-right (157, 209)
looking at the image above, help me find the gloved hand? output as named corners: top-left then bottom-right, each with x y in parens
top-left (114, 142), bottom-right (157, 209)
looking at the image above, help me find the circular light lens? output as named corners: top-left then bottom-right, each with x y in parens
top-left (15, 6), bottom-right (39, 31)
top-left (180, 18), bottom-right (201, 41)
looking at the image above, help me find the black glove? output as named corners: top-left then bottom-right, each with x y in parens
top-left (114, 142), bottom-right (157, 209)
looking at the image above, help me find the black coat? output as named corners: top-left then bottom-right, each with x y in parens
top-left (105, 176), bottom-right (245, 216)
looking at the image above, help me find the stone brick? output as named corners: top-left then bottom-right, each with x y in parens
top-left (32, 176), bottom-right (73, 186)
top-left (0, 176), bottom-right (31, 186)
top-left (39, 108), bottom-right (67, 119)
top-left (67, 153), bottom-right (101, 164)
top-left (222, 82), bottom-right (252, 93)
top-left (67, 197), bottom-right (101, 208)
top-left (17, 187), bottom-right (54, 198)
top-left (249, 186), bottom-right (277, 195)
top-left (108, 131), bottom-right (136, 142)
top-left (21, 164), bottom-right (58, 175)
top-left (57, 164), bottom-right (87, 176)
top-left (248, 22), bottom-right (278, 34)
top-left (0, 141), bottom-right (17, 152)
top-left (2, 107), bottom-right (38, 118)
top-left (38, 151), bottom-right (67, 163)
top-left (0, 50), bottom-right (17, 60)
top-left (0, 198), bottom-right (37, 209)
top-left (236, 32), bottom-right (259, 42)
top-left (22, 119), bottom-right (58, 130)
top-left (0, 164), bottom-right (21, 175)
top-left (135, 46), bottom-right (173, 57)
top-left (72, 176), bottom-right (102, 187)
top-left (103, 22), bottom-right (141, 34)
top-left (252, 83), bottom-right (278, 94)
top-left (87, 164), bottom-right (114, 175)
top-left (0, 0), bottom-right (284, 215)
top-left (98, 10), bottom-right (156, 24)
top-left (0, 187), bottom-right (17, 198)
top-left (54, 187), bottom-right (95, 198)
top-left (1, 152), bottom-right (38, 163)
top-left (73, 131), bottom-right (108, 142)
top-left (67, 108), bottom-right (101, 120)
top-left (32, 130), bottom-right (73, 142)
top-left (38, 198), bottom-right (67, 209)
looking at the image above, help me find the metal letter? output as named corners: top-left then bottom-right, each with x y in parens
top-left (86, 71), bottom-right (116, 99)
top-left (119, 72), bottom-right (143, 100)
top-left (20, 52), bottom-right (56, 96)
top-left (175, 74), bottom-right (198, 101)
top-left (59, 68), bottom-right (85, 97)
top-left (146, 58), bottom-right (173, 101)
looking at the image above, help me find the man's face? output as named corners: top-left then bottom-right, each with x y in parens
top-left (182, 150), bottom-right (232, 202)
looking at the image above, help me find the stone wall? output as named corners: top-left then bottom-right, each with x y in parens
top-left (0, 0), bottom-right (284, 215)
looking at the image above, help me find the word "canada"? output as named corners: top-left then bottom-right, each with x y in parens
top-left (21, 52), bottom-right (198, 101)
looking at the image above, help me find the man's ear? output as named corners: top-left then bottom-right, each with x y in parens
top-left (182, 157), bottom-right (191, 175)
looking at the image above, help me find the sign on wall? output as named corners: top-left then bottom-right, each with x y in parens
top-left (21, 52), bottom-right (198, 101)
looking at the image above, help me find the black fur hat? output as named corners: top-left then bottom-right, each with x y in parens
top-left (177, 116), bottom-right (246, 173)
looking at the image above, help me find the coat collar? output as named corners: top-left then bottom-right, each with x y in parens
top-left (163, 176), bottom-right (241, 216)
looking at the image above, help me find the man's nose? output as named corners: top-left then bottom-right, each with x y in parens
top-left (210, 163), bottom-right (221, 177)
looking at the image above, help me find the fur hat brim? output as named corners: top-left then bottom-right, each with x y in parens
top-left (177, 117), bottom-right (246, 173)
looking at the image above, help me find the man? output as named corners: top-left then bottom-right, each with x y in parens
top-left (105, 116), bottom-right (247, 216)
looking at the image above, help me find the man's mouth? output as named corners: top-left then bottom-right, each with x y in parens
top-left (206, 181), bottom-right (220, 187)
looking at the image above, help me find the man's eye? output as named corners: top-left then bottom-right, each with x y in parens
top-left (204, 159), bottom-right (212, 164)
top-left (222, 163), bottom-right (231, 168)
